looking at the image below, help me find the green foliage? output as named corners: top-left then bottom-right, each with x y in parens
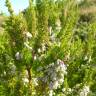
top-left (0, 0), bottom-right (96, 96)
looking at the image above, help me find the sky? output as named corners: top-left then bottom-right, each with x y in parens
top-left (0, 0), bottom-right (29, 15)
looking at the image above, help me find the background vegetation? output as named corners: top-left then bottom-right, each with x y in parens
top-left (0, 0), bottom-right (96, 96)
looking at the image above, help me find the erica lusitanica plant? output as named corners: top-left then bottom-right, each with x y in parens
top-left (0, 0), bottom-right (96, 96)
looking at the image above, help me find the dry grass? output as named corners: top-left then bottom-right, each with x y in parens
top-left (0, 16), bottom-right (5, 26)
top-left (0, 16), bottom-right (5, 35)
top-left (80, 6), bottom-right (96, 15)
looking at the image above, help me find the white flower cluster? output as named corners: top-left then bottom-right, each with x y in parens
top-left (50, 33), bottom-right (56, 42)
top-left (24, 32), bottom-right (32, 50)
top-left (24, 42), bottom-right (32, 50)
top-left (25, 31), bottom-right (32, 39)
top-left (79, 85), bottom-right (90, 96)
top-left (62, 88), bottom-right (72, 92)
top-left (22, 70), bottom-right (29, 86)
top-left (37, 59), bottom-right (67, 91)
top-left (62, 88), bottom-right (72, 95)
top-left (15, 32), bottom-right (33, 60)
top-left (22, 77), bottom-right (29, 85)
top-left (56, 19), bottom-right (61, 32)
top-left (48, 26), bottom-right (56, 42)
top-left (84, 55), bottom-right (92, 63)
top-left (10, 64), bottom-right (16, 74)
top-left (37, 44), bottom-right (46, 54)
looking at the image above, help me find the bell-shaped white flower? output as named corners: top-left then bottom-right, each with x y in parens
top-left (15, 52), bottom-right (21, 60)
top-left (26, 32), bottom-right (32, 39)
top-left (49, 26), bottom-right (52, 35)
top-left (33, 55), bottom-right (37, 60)
top-left (4, 71), bottom-right (6, 76)
top-left (38, 48), bottom-right (41, 53)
